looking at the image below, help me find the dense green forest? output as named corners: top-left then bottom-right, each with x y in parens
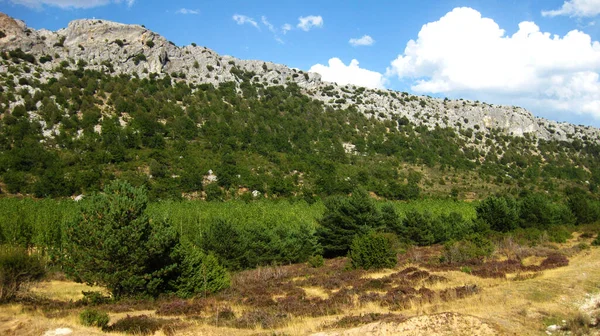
top-left (0, 50), bottom-right (599, 200)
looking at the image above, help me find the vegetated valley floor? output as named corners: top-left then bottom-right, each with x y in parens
top-left (2, 233), bottom-right (600, 336)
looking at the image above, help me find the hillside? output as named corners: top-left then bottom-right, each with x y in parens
top-left (0, 12), bottom-right (599, 199)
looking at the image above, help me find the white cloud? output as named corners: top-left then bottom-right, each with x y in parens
top-left (261, 16), bottom-right (275, 33)
top-left (349, 35), bottom-right (375, 47)
top-left (176, 8), bottom-right (199, 15)
top-left (233, 14), bottom-right (259, 29)
top-left (542, 0), bottom-right (600, 18)
top-left (386, 7), bottom-right (600, 119)
top-left (282, 23), bottom-right (292, 34)
top-left (7, 0), bottom-right (134, 8)
top-left (310, 58), bottom-right (386, 89)
top-left (297, 15), bottom-right (323, 31)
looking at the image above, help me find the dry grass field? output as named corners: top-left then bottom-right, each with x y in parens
top-left (2, 233), bottom-right (600, 336)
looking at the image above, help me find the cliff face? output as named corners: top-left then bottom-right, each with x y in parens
top-left (1, 13), bottom-right (598, 143)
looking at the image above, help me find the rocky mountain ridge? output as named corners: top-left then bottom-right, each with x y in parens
top-left (1, 12), bottom-right (599, 144)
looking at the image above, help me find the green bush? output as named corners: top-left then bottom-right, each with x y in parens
top-left (307, 255), bottom-right (324, 268)
top-left (0, 245), bottom-right (45, 302)
top-left (348, 232), bottom-right (397, 270)
top-left (79, 309), bottom-right (110, 329)
top-left (547, 226), bottom-right (572, 243)
top-left (568, 192), bottom-right (600, 225)
top-left (204, 183), bottom-right (225, 202)
top-left (476, 195), bottom-right (519, 232)
top-left (133, 53), bottom-right (147, 65)
top-left (441, 234), bottom-right (494, 264)
top-left (39, 55), bottom-right (53, 64)
top-left (109, 315), bottom-right (169, 335)
top-left (63, 180), bottom-right (179, 298)
top-left (317, 189), bottom-right (383, 257)
top-left (402, 210), bottom-right (437, 245)
top-left (174, 244), bottom-right (230, 298)
top-left (81, 291), bottom-right (111, 306)
top-left (592, 234), bottom-right (600, 246)
top-left (519, 193), bottom-right (558, 229)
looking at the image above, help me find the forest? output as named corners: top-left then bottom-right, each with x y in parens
top-left (0, 49), bottom-right (599, 201)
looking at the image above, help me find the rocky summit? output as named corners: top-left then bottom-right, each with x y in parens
top-left (0, 12), bottom-right (599, 144)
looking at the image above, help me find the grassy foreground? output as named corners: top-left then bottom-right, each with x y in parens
top-left (1, 232), bottom-right (599, 336)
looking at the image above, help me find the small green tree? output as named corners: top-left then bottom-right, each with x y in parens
top-left (402, 210), bottom-right (437, 245)
top-left (317, 189), bottom-right (382, 257)
top-left (0, 245), bottom-right (45, 302)
top-left (348, 232), bottom-right (397, 270)
top-left (63, 180), bottom-right (179, 298)
top-left (174, 244), bottom-right (230, 298)
top-left (441, 234), bottom-right (494, 264)
top-left (476, 195), bottom-right (519, 232)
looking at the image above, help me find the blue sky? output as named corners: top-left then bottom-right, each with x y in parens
top-left (1, 0), bottom-right (600, 127)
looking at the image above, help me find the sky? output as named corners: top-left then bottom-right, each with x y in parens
top-left (1, 0), bottom-right (600, 127)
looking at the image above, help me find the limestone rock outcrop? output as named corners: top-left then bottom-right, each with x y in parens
top-left (0, 12), bottom-right (598, 143)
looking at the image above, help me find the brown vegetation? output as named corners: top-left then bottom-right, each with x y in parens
top-left (2, 235), bottom-right (600, 335)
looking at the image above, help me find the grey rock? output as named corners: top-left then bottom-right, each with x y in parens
top-left (0, 12), bottom-right (598, 145)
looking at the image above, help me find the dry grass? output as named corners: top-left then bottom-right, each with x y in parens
top-left (31, 281), bottom-right (107, 301)
top-left (3, 244), bottom-right (600, 335)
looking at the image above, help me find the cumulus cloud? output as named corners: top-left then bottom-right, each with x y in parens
top-left (7, 0), bottom-right (134, 8)
top-left (542, 0), bottom-right (600, 18)
top-left (349, 35), bottom-right (375, 46)
top-left (282, 23), bottom-right (292, 34)
top-left (297, 15), bottom-right (323, 31)
top-left (310, 58), bottom-right (386, 89)
top-left (233, 14), bottom-right (259, 29)
top-left (176, 8), bottom-right (199, 15)
top-left (386, 7), bottom-right (600, 119)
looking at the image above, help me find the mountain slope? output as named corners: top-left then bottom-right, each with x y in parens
top-left (0, 13), bottom-right (599, 199)
top-left (1, 13), bottom-right (598, 144)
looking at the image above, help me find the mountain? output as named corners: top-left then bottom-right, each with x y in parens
top-left (0, 12), bottom-right (599, 200)
top-left (1, 13), bottom-right (598, 144)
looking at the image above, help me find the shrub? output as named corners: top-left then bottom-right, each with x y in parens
top-left (79, 309), bottom-right (110, 329)
top-left (204, 183), bottom-right (225, 202)
top-left (519, 193), bottom-right (557, 229)
top-left (0, 245), bottom-right (45, 302)
top-left (145, 40), bottom-right (155, 48)
top-left (81, 291), bottom-right (111, 305)
top-left (39, 55), bottom-right (53, 64)
top-left (62, 180), bottom-right (180, 298)
top-left (441, 234), bottom-right (494, 264)
top-left (0, 30), bottom-right (5, 39)
top-left (109, 315), bottom-right (169, 335)
top-left (156, 300), bottom-right (205, 316)
top-left (174, 245), bottom-right (230, 298)
top-left (568, 192), bottom-right (600, 225)
top-left (307, 255), bottom-right (324, 268)
top-left (476, 195), bottom-right (519, 232)
top-left (317, 189), bottom-right (383, 257)
top-left (592, 234), bottom-right (600, 246)
top-left (402, 210), bottom-right (437, 245)
top-left (547, 226), bottom-right (572, 243)
top-left (54, 36), bottom-right (66, 47)
top-left (348, 232), bottom-right (397, 270)
top-left (114, 39), bottom-right (124, 47)
top-left (133, 53), bottom-right (147, 65)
